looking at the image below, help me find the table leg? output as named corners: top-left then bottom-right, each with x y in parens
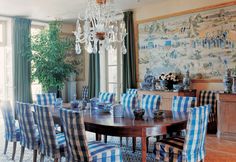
top-left (141, 136), bottom-right (147, 162)
top-left (96, 133), bottom-right (102, 141)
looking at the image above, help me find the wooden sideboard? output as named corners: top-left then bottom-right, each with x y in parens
top-left (217, 93), bottom-right (236, 141)
top-left (138, 90), bottom-right (196, 110)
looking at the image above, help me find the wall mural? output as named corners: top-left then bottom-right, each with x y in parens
top-left (138, 5), bottom-right (236, 81)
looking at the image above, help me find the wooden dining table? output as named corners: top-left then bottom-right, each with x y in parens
top-left (52, 104), bottom-right (188, 162)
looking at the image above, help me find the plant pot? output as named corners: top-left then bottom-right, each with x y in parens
top-left (69, 72), bottom-right (76, 81)
top-left (166, 80), bottom-right (174, 90)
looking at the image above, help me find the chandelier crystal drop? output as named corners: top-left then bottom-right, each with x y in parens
top-left (74, 0), bottom-right (127, 54)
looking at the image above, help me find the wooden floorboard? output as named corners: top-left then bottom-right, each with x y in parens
top-left (205, 135), bottom-right (236, 162)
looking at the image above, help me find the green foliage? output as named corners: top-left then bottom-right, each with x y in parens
top-left (30, 21), bottom-right (75, 91)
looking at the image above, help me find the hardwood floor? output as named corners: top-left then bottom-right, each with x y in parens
top-left (205, 135), bottom-right (236, 162)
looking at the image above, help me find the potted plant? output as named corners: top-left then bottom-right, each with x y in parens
top-left (30, 21), bottom-right (76, 97)
top-left (158, 72), bottom-right (180, 90)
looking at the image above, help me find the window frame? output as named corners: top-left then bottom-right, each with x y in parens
top-left (105, 43), bottom-right (123, 101)
top-left (0, 21), bottom-right (7, 46)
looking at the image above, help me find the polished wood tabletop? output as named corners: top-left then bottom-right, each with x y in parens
top-left (52, 105), bottom-right (188, 162)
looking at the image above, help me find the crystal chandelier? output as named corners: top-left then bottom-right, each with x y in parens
top-left (74, 0), bottom-right (127, 54)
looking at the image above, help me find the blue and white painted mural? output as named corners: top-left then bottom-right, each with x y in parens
top-left (138, 5), bottom-right (236, 81)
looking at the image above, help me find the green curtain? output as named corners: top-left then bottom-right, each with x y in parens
top-left (13, 18), bottom-right (32, 103)
top-left (122, 11), bottom-right (137, 93)
top-left (88, 53), bottom-right (100, 98)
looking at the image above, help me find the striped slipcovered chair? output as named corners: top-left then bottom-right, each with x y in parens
top-left (122, 93), bottom-right (138, 118)
top-left (126, 88), bottom-right (138, 95)
top-left (34, 104), bottom-right (66, 162)
top-left (0, 101), bottom-right (20, 160)
top-left (141, 94), bottom-right (161, 152)
top-left (36, 93), bottom-right (56, 105)
top-left (142, 94), bottom-right (161, 118)
top-left (99, 92), bottom-right (115, 103)
top-left (155, 105), bottom-right (210, 162)
top-left (171, 96), bottom-right (197, 137)
top-left (16, 102), bottom-right (40, 162)
top-left (82, 86), bottom-right (89, 100)
top-left (59, 108), bottom-right (122, 162)
top-left (120, 93), bottom-right (138, 151)
top-left (172, 96), bottom-right (197, 112)
top-left (199, 90), bottom-right (218, 134)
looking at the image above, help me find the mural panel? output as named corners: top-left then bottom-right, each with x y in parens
top-left (138, 5), bottom-right (236, 81)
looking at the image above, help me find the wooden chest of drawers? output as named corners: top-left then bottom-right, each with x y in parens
top-left (138, 90), bottom-right (196, 110)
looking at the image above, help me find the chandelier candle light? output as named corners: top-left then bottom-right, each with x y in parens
top-left (74, 0), bottom-right (127, 54)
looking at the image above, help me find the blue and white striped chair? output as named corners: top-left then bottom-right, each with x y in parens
top-left (36, 93), bottom-right (56, 105)
top-left (120, 93), bottom-right (138, 151)
top-left (16, 102), bottom-right (39, 162)
top-left (0, 101), bottom-right (20, 160)
top-left (141, 94), bottom-right (161, 152)
top-left (82, 86), bottom-right (89, 100)
top-left (199, 90), bottom-right (218, 134)
top-left (172, 96), bottom-right (197, 112)
top-left (126, 88), bottom-right (138, 95)
top-left (142, 94), bottom-right (161, 118)
top-left (59, 108), bottom-right (122, 162)
top-left (34, 104), bottom-right (66, 161)
top-left (121, 93), bottom-right (138, 118)
top-left (99, 92), bottom-right (115, 103)
top-left (155, 105), bottom-right (210, 162)
top-left (171, 96), bottom-right (197, 137)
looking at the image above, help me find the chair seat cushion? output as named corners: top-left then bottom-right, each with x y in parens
top-left (88, 141), bottom-right (122, 162)
top-left (155, 137), bottom-right (185, 162)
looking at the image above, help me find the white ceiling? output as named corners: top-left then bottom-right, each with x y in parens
top-left (0, 0), bottom-right (157, 22)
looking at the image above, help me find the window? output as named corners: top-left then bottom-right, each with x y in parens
top-left (0, 21), bottom-right (7, 46)
top-left (31, 24), bottom-right (46, 101)
top-left (105, 45), bottom-right (123, 101)
top-left (0, 19), bottom-right (13, 102)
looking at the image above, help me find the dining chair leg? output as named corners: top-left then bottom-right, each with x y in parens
top-left (3, 140), bottom-right (8, 154)
top-left (96, 133), bottom-right (102, 141)
top-left (12, 142), bottom-right (17, 160)
top-left (40, 154), bottom-right (44, 162)
top-left (132, 137), bottom-right (136, 153)
top-left (104, 135), bottom-right (107, 143)
top-left (120, 137), bottom-right (122, 147)
top-left (146, 137), bottom-right (149, 153)
top-left (33, 149), bottom-right (37, 162)
top-left (54, 158), bottom-right (59, 162)
top-left (19, 146), bottom-right (25, 162)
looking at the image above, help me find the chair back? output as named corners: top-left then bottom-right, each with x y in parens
top-left (36, 93), bottom-right (56, 105)
top-left (172, 96), bottom-right (197, 112)
top-left (121, 93), bottom-right (137, 117)
top-left (0, 101), bottom-right (18, 142)
top-left (99, 92), bottom-right (115, 103)
top-left (34, 104), bottom-right (59, 157)
top-left (59, 108), bottom-right (91, 162)
top-left (183, 105), bottom-right (210, 161)
top-left (142, 94), bottom-right (161, 118)
top-left (82, 86), bottom-right (89, 99)
top-left (126, 89), bottom-right (138, 95)
top-left (16, 102), bottom-right (39, 150)
top-left (199, 90), bottom-right (217, 123)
